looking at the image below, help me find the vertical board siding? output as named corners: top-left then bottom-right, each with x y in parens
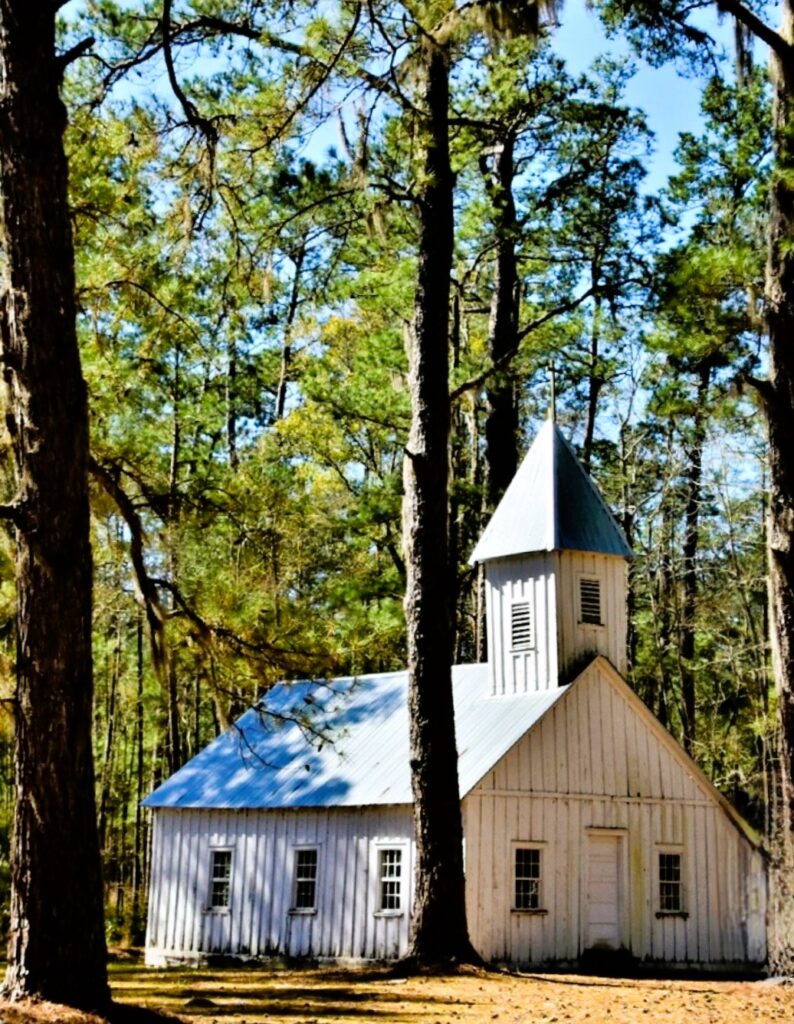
top-left (485, 554), bottom-right (557, 695)
top-left (146, 661), bottom-right (766, 970)
top-left (461, 664), bottom-right (766, 966)
top-left (462, 785), bottom-right (766, 966)
top-left (557, 552), bottom-right (628, 679)
top-left (146, 805), bottom-right (414, 964)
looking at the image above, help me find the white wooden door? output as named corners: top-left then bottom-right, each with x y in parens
top-left (585, 833), bottom-right (624, 950)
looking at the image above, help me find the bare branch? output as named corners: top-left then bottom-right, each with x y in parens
top-left (56, 36), bottom-right (95, 73)
top-left (161, 0), bottom-right (218, 161)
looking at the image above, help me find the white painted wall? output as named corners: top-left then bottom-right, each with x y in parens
top-left (556, 551), bottom-right (628, 678)
top-left (462, 660), bottom-right (766, 966)
top-left (146, 661), bottom-right (766, 970)
top-left (146, 804), bottom-right (414, 965)
top-left (485, 553), bottom-right (558, 695)
top-left (484, 550), bottom-right (628, 697)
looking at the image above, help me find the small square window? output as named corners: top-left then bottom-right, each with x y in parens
top-left (511, 601), bottom-right (533, 651)
top-left (659, 852), bottom-right (683, 912)
top-left (209, 849), bottom-right (232, 909)
top-left (514, 847), bottom-right (541, 910)
top-left (293, 848), bottom-right (318, 910)
top-left (379, 848), bottom-right (402, 911)
top-left (579, 577), bottom-right (602, 625)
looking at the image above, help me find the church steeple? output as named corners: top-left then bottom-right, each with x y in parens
top-left (470, 421), bottom-right (631, 695)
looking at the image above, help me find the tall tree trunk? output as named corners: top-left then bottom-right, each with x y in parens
top-left (655, 465), bottom-right (675, 732)
top-left (0, 2), bottom-right (108, 1007)
top-left (582, 280), bottom-right (604, 474)
top-left (166, 357), bottom-right (182, 774)
top-left (678, 366), bottom-right (710, 755)
top-left (403, 37), bottom-right (477, 965)
top-left (449, 290), bottom-right (464, 661)
top-left (98, 623), bottom-right (121, 850)
top-left (274, 243), bottom-right (305, 422)
top-left (131, 615), bottom-right (146, 945)
top-left (226, 336), bottom-right (238, 470)
top-left (765, 0), bottom-right (794, 973)
top-left (619, 423), bottom-right (637, 677)
top-left (482, 132), bottom-right (520, 509)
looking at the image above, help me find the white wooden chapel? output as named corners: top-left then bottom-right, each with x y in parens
top-left (144, 419), bottom-right (767, 969)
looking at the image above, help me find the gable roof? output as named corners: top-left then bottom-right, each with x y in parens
top-left (469, 419), bottom-right (632, 564)
top-left (143, 663), bottom-right (569, 810)
top-left (144, 655), bottom-right (762, 853)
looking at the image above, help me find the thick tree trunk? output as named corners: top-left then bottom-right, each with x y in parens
top-left (766, 1), bottom-right (794, 974)
top-left (0, 1), bottom-right (108, 1007)
top-left (403, 37), bottom-right (477, 966)
top-left (482, 133), bottom-right (520, 509)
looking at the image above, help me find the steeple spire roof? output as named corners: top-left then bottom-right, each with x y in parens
top-left (469, 419), bottom-right (632, 564)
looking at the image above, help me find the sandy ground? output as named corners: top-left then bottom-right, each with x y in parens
top-left (0, 963), bottom-right (792, 1024)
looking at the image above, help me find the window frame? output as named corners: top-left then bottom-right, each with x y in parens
top-left (371, 840), bottom-right (409, 918)
top-left (510, 598), bottom-right (534, 652)
top-left (655, 846), bottom-right (688, 919)
top-left (289, 845), bottom-right (320, 915)
top-left (511, 840), bottom-right (548, 915)
top-left (207, 847), bottom-right (233, 913)
top-left (577, 574), bottom-right (604, 627)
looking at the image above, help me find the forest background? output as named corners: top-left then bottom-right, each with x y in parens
top-left (0, 0), bottom-right (777, 951)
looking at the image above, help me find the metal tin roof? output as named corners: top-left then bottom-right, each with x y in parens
top-left (469, 419), bottom-right (632, 563)
top-left (144, 664), bottom-right (569, 810)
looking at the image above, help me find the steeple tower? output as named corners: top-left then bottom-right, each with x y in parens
top-left (470, 420), bottom-right (631, 695)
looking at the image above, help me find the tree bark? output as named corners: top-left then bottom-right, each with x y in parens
top-left (275, 243), bottom-right (305, 422)
top-left (765, 0), bottom-right (794, 974)
top-left (482, 132), bottom-right (520, 509)
top-left (0, 1), bottom-right (108, 1007)
top-left (98, 624), bottom-right (121, 851)
top-left (131, 615), bottom-right (146, 945)
top-left (403, 37), bottom-right (477, 966)
top-left (582, 282), bottom-right (604, 475)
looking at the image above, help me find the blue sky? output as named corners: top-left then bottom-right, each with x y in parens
top-left (551, 0), bottom-right (739, 194)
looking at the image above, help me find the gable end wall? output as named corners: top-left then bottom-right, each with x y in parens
top-left (462, 661), bottom-right (767, 966)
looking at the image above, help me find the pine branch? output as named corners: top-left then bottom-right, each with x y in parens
top-left (148, 575), bottom-right (331, 674)
top-left (736, 370), bottom-right (774, 411)
top-left (449, 286), bottom-right (596, 401)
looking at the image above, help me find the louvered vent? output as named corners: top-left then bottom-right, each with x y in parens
top-left (511, 601), bottom-right (532, 650)
top-left (580, 577), bottom-right (602, 625)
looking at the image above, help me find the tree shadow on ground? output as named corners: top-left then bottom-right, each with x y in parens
top-left (113, 983), bottom-right (447, 1020)
top-left (105, 1002), bottom-right (187, 1024)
